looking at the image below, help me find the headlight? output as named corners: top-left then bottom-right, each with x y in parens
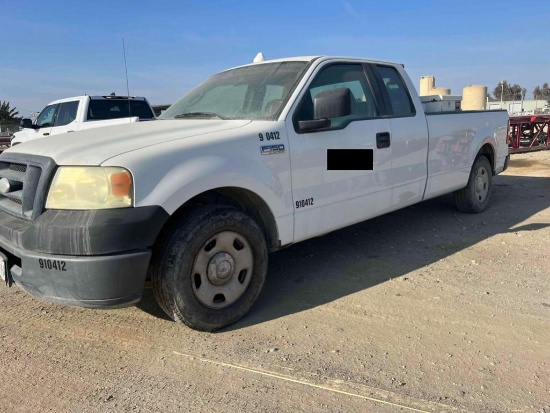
top-left (46, 167), bottom-right (133, 210)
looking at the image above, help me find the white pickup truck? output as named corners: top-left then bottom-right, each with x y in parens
top-left (0, 56), bottom-right (509, 331)
top-left (11, 95), bottom-right (155, 146)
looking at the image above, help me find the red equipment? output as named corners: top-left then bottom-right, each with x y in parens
top-left (508, 115), bottom-right (550, 153)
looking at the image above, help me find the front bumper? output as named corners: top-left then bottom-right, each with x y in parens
top-left (8, 248), bottom-right (151, 308)
top-left (0, 206), bottom-right (168, 308)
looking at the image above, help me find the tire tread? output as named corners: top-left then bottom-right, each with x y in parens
top-left (150, 205), bottom-right (267, 331)
top-left (453, 155), bottom-right (492, 214)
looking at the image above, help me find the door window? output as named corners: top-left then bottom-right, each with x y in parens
top-left (35, 104), bottom-right (58, 128)
top-left (294, 64), bottom-right (378, 130)
top-left (376, 65), bottom-right (414, 117)
top-left (55, 101), bottom-right (79, 126)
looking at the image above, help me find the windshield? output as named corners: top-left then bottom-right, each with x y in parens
top-left (160, 61), bottom-right (309, 121)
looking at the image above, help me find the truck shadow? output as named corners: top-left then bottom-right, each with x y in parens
top-left (137, 173), bottom-right (550, 329)
top-left (230, 173), bottom-right (550, 330)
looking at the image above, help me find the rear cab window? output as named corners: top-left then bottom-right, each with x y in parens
top-left (87, 99), bottom-right (155, 121)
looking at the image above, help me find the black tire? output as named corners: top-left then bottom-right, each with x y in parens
top-left (453, 155), bottom-right (493, 213)
top-left (150, 205), bottom-right (268, 331)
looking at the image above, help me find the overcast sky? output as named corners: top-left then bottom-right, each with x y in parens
top-left (2, 0), bottom-right (549, 116)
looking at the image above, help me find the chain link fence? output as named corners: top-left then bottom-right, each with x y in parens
top-left (0, 121), bottom-right (19, 136)
top-left (0, 121), bottom-right (18, 151)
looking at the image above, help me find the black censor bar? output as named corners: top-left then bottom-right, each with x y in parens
top-left (327, 149), bottom-right (374, 170)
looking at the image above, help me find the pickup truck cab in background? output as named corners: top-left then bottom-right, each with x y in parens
top-left (0, 56), bottom-right (509, 331)
top-left (11, 95), bottom-right (155, 146)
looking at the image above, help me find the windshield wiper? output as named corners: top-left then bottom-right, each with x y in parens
top-left (173, 112), bottom-right (226, 120)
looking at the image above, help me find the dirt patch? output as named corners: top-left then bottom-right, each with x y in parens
top-left (1, 150), bottom-right (549, 412)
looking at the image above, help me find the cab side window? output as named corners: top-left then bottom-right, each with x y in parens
top-left (35, 104), bottom-right (58, 128)
top-left (295, 64), bottom-right (378, 130)
top-left (376, 65), bottom-right (414, 117)
top-left (55, 101), bottom-right (79, 126)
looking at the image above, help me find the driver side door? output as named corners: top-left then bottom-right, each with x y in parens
top-left (286, 62), bottom-right (393, 242)
top-left (29, 104), bottom-right (57, 141)
top-left (50, 100), bottom-right (79, 136)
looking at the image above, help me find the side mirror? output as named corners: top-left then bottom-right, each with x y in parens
top-left (314, 87), bottom-right (351, 119)
top-left (298, 119), bottom-right (330, 132)
top-left (20, 118), bottom-right (34, 129)
top-left (298, 87), bottom-right (351, 132)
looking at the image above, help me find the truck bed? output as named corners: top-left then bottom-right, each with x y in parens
top-left (423, 109), bottom-right (509, 199)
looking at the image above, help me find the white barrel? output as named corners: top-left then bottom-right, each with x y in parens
top-left (462, 85), bottom-right (487, 110)
top-left (428, 87), bottom-right (451, 96)
top-left (420, 76), bottom-right (435, 96)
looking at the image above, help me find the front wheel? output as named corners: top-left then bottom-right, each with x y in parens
top-left (151, 205), bottom-right (268, 331)
top-left (453, 155), bottom-right (493, 213)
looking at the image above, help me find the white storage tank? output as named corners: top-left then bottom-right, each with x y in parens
top-left (428, 87), bottom-right (451, 96)
top-left (420, 76), bottom-right (435, 96)
top-left (462, 85), bottom-right (487, 111)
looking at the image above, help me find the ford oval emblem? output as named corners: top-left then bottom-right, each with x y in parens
top-left (0, 177), bottom-right (11, 194)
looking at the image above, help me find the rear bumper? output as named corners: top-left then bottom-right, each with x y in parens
top-left (494, 153), bottom-right (510, 174)
top-left (0, 206), bottom-right (168, 308)
top-left (503, 154), bottom-right (510, 172)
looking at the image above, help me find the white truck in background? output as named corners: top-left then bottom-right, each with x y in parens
top-left (0, 55), bottom-right (509, 331)
top-left (11, 95), bottom-right (155, 146)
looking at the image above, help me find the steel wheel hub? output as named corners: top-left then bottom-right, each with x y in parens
top-left (192, 231), bottom-right (254, 309)
top-left (207, 252), bottom-right (235, 285)
top-left (475, 166), bottom-right (489, 201)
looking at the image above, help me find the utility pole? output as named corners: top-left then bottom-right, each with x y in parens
top-left (500, 81), bottom-right (504, 108)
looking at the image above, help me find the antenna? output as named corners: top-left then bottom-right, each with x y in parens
top-left (122, 38), bottom-right (132, 120)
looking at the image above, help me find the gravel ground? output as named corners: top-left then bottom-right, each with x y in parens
top-left (1, 150), bottom-right (549, 413)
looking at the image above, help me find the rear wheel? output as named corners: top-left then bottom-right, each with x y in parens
top-left (453, 155), bottom-right (493, 213)
top-left (151, 205), bottom-right (267, 331)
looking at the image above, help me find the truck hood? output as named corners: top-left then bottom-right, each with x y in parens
top-left (5, 120), bottom-right (251, 165)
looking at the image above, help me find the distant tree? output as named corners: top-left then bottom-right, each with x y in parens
top-left (492, 81), bottom-right (525, 101)
top-left (0, 100), bottom-right (20, 122)
top-left (533, 83), bottom-right (550, 104)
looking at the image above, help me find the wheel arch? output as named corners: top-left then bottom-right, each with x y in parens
top-left (477, 142), bottom-right (496, 174)
top-left (160, 187), bottom-right (280, 252)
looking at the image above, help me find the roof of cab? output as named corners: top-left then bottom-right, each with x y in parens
top-left (224, 55), bottom-right (401, 72)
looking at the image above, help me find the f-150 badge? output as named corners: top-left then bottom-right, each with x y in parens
top-left (261, 145), bottom-right (285, 155)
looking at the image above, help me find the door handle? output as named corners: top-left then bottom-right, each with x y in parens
top-left (42, 133), bottom-right (50, 136)
top-left (376, 132), bottom-right (391, 149)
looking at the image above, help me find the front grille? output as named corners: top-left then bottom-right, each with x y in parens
top-left (10, 164), bottom-right (27, 173)
top-left (0, 155), bottom-right (57, 220)
top-left (7, 197), bottom-right (22, 205)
